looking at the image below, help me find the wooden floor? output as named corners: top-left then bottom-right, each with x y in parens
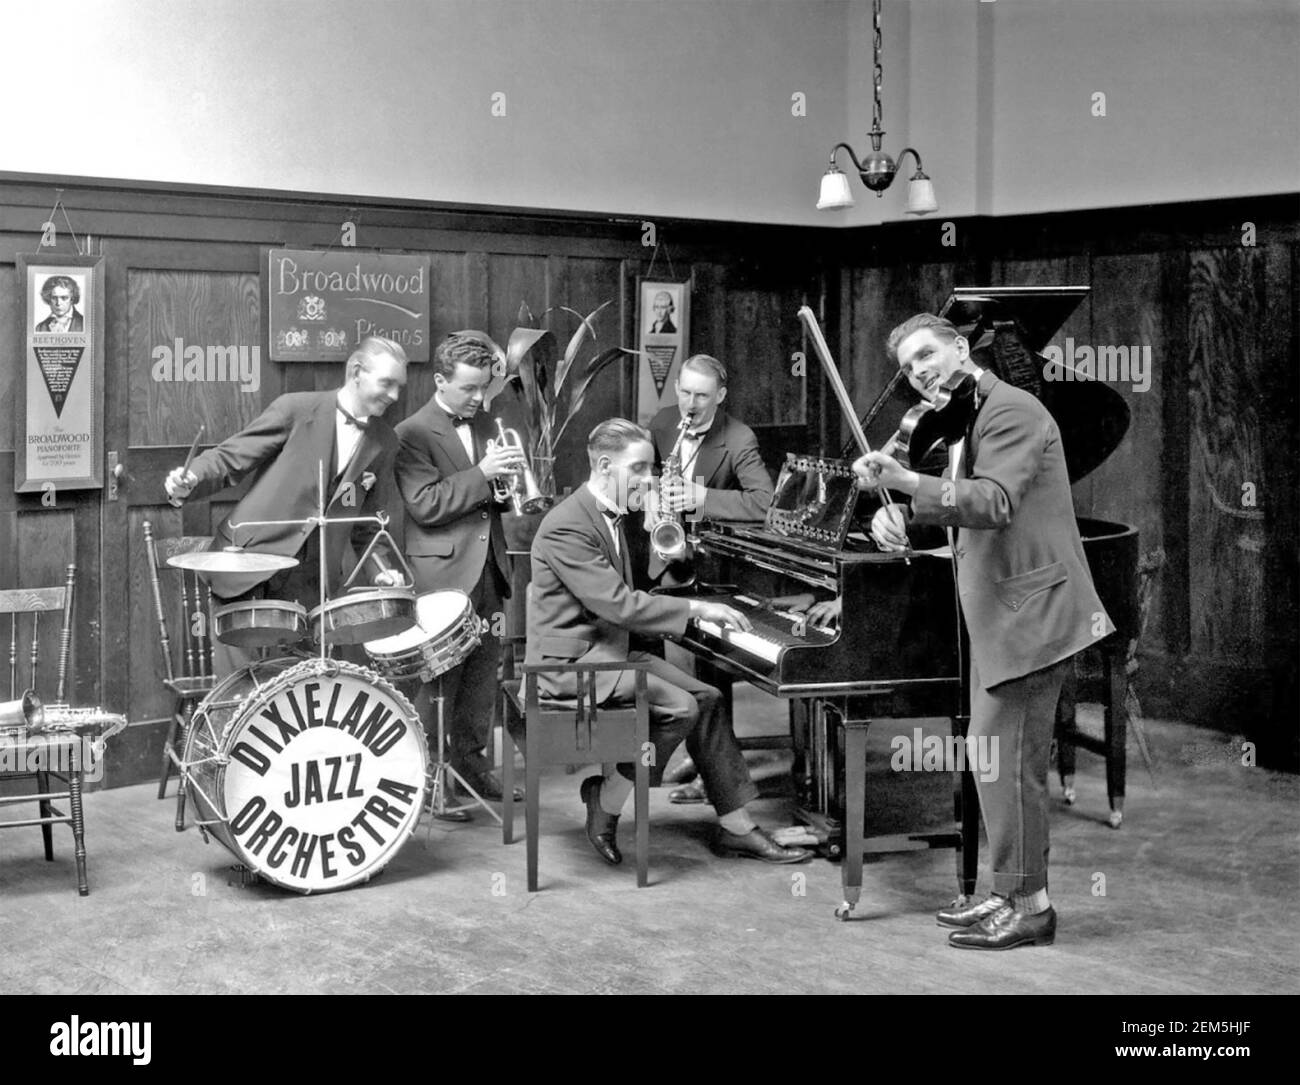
top-left (1, 691), bottom-right (1296, 995)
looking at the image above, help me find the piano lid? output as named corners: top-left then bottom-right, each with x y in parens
top-left (938, 286), bottom-right (1130, 483)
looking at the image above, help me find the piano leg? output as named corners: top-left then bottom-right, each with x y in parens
top-left (1053, 665), bottom-right (1079, 804)
top-left (834, 713), bottom-right (869, 921)
top-left (952, 712), bottom-right (979, 903)
top-left (1103, 644), bottom-right (1128, 829)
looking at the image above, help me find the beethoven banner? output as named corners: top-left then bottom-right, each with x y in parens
top-left (16, 253), bottom-right (105, 493)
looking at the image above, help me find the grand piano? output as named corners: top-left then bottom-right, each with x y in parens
top-left (671, 287), bottom-right (1139, 919)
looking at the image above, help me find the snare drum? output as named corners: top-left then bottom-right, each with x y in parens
top-left (364, 590), bottom-right (483, 683)
top-left (309, 587), bottom-right (417, 646)
top-left (212, 599), bottom-right (309, 649)
top-left (180, 657), bottom-right (427, 893)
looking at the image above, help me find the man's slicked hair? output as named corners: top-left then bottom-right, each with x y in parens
top-left (587, 418), bottom-right (652, 468)
top-left (680, 353), bottom-right (727, 387)
top-left (349, 335), bottom-right (408, 376)
top-left (434, 331), bottom-right (497, 379)
top-left (886, 313), bottom-right (961, 363)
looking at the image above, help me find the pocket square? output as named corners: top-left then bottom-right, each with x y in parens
top-left (360, 471), bottom-right (376, 492)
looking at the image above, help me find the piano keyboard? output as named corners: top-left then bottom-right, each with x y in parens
top-left (690, 594), bottom-right (837, 664)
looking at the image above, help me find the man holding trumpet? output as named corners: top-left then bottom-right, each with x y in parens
top-left (395, 332), bottom-right (527, 808)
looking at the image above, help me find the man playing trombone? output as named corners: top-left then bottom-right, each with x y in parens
top-left (395, 332), bottom-right (526, 810)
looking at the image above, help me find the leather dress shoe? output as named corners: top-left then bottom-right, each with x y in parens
top-left (668, 779), bottom-right (708, 804)
top-left (663, 756), bottom-right (699, 785)
top-left (579, 776), bottom-right (622, 865)
top-left (936, 894), bottom-right (1009, 929)
top-left (948, 903), bottom-right (1057, 950)
top-left (457, 767), bottom-right (523, 804)
top-left (713, 827), bottom-right (813, 864)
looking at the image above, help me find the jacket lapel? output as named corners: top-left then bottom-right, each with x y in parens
top-left (577, 488), bottom-right (624, 579)
top-left (967, 371), bottom-right (1000, 468)
top-left (691, 413), bottom-right (725, 486)
top-left (430, 402), bottom-right (474, 472)
top-left (330, 425), bottom-right (381, 507)
top-left (308, 395), bottom-right (339, 503)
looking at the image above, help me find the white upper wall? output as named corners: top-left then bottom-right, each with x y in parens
top-left (0, 0), bottom-right (1293, 225)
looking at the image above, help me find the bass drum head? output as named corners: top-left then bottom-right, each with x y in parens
top-left (186, 658), bottom-right (428, 893)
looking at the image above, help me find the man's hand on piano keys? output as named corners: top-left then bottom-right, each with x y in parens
top-left (771, 592), bottom-right (841, 631)
top-left (870, 503), bottom-right (910, 552)
top-left (805, 598), bottom-right (842, 627)
top-left (688, 599), bottom-right (754, 634)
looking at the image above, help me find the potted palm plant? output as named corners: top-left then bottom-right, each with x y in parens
top-left (462, 301), bottom-right (637, 547)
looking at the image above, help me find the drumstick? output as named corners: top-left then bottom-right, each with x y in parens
top-left (168, 425), bottom-right (205, 508)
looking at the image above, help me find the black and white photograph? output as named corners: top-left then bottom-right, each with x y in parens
top-left (0, 0), bottom-right (1296, 1046)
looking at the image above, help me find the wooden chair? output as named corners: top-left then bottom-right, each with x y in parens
top-left (142, 522), bottom-right (216, 829)
top-left (499, 637), bottom-right (652, 891)
top-left (0, 564), bottom-right (89, 895)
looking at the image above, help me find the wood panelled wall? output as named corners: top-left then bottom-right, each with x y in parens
top-left (1, 179), bottom-right (1295, 783)
top-left (0, 178), bottom-right (825, 788)
top-left (837, 197), bottom-right (1299, 770)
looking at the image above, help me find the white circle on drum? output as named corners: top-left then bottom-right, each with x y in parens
top-left (221, 665), bottom-right (426, 893)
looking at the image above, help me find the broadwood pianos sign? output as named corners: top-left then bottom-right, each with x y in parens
top-left (266, 248), bottom-right (431, 362)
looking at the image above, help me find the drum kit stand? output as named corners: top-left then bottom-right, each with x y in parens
top-left (165, 463), bottom-right (500, 892)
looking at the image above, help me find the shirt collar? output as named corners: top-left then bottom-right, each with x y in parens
top-left (335, 393), bottom-right (370, 425)
top-left (587, 481), bottom-right (623, 517)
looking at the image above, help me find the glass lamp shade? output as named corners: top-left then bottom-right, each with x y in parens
top-left (816, 168), bottom-right (855, 210)
top-left (905, 175), bottom-right (938, 215)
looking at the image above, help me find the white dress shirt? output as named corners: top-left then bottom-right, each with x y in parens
top-left (587, 482), bottom-right (624, 559)
top-left (334, 400), bottom-right (366, 478)
top-left (435, 394), bottom-right (475, 463)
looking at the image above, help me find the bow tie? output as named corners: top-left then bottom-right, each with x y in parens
top-left (600, 508), bottom-right (624, 529)
top-left (337, 405), bottom-right (369, 430)
top-left (449, 414), bottom-right (471, 428)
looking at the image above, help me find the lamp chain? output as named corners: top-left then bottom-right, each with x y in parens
top-left (872, 0), bottom-right (883, 134)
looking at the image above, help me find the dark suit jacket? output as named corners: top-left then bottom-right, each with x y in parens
top-left (526, 486), bottom-right (691, 702)
top-left (35, 310), bottom-right (84, 332)
top-left (647, 318), bottom-right (676, 335)
top-left (648, 407), bottom-right (772, 522)
top-left (394, 401), bottom-right (510, 598)
top-left (643, 406), bottom-right (773, 581)
top-left (909, 370), bottom-right (1113, 689)
top-left (185, 391), bottom-right (400, 599)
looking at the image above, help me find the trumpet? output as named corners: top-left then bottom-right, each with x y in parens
top-left (649, 413), bottom-right (692, 562)
top-left (486, 418), bottom-right (548, 516)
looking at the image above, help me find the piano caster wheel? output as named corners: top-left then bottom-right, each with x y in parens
top-left (1108, 809), bottom-right (1123, 829)
top-left (1062, 786), bottom-right (1077, 805)
top-left (834, 902), bottom-right (855, 921)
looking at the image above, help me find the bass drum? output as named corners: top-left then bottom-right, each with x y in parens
top-left (180, 657), bottom-right (427, 893)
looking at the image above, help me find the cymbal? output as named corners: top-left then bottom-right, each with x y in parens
top-left (167, 548), bottom-right (300, 573)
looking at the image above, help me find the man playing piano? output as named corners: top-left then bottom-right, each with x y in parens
top-left (854, 313), bottom-right (1113, 950)
top-left (643, 354), bottom-right (774, 803)
top-left (526, 418), bottom-right (812, 866)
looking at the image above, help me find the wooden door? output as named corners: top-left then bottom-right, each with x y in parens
top-left (99, 238), bottom-right (268, 787)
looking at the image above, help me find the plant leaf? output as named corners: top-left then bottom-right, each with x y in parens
top-left (552, 346), bottom-right (638, 447)
top-left (554, 301), bottom-right (611, 397)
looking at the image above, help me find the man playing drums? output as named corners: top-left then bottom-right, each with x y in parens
top-left (164, 335), bottom-right (410, 680)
